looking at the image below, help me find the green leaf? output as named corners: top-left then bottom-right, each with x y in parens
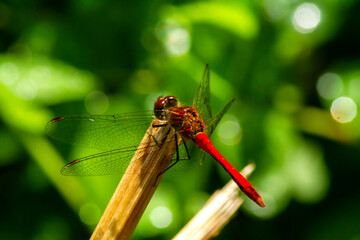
top-left (177, 2), bottom-right (259, 39)
top-left (0, 54), bottom-right (95, 105)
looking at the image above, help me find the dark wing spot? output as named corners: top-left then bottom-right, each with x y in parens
top-left (51, 116), bottom-right (65, 122)
top-left (66, 160), bottom-right (79, 167)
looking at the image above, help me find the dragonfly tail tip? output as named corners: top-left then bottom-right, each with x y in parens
top-left (256, 197), bottom-right (265, 208)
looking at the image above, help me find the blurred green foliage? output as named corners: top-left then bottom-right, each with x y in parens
top-left (0, 0), bottom-right (360, 239)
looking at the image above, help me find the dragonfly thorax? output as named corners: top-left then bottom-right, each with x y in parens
top-left (168, 107), bottom-right (206, 140)
top-left (154, 96), bottom-right (205, 139)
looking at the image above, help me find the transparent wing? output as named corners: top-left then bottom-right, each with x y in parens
top-left (46, 111), bottom-right (155, 151)
top-left (192, 65), bottom-right (235, 164)
top-left (193, 64), bottom-right (212, 122)
top-left (60, 135), bottom-right (191, 176)
top-left (193, 64), bottom-right (235, 136)
top-left (47, 110), bottom-right (195, 176)
top-left (60, 146), bottom-right (143, 176)
top-left (205, 98), bottom-right (235, 137)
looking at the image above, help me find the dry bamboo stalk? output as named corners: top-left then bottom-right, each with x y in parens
top-left (173, 163), bottom-right (256, 240)
top-left (91, 119), bottom-right (176, 240)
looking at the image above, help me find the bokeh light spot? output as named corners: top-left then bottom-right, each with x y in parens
top-left (274, 84), bottom-right (303, 113)
top-left (79, 202), bottom-right (101, 226)
top-left (15, 80), bottom-right (37, 100)
top-left (165, 28), bottom-right (190, 56)
top-left (130, 69), bottom-right (158, 94)
top-left (149, 206), bottom-right (172, 229)
top-left (292, 3), bottom-right (321, 33)
top-left (316, 72), bottom-right (343, 100)
top-left (263, 0), bottom-right (289, 21)
top-left (349, 77), bottom-right (360, 102)
top-left (85, 90), bottom-right (109, 114)
top-left (330, 97), bottom-right (357, 123)
top-left (216, 115), bottom-right (242, 146)
top-left (0, 62), bottom-right (19, 85)
top-left (156, 19), bottom-right (190, 56)
top-left (30, 65), bottom-right (52, 84)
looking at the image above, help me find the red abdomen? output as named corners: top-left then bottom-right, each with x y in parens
top-left (195, 133), bottom-right (265, 207)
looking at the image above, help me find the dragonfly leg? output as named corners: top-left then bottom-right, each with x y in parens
top-left (148, 123), bottom-right (171, 147)
top-left (154, 133), bottom-right (182, 186)
top-left (181, 139), bottom-right (191, 160)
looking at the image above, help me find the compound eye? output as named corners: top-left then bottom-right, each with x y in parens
top-left (164, 96), bottom-right (178, 108)
top-left (154, 97), bottom-right (166, 119)
top-left (154, 97), bottom-right (165, 111)
top-left (153, 96), bottom-right (179, 120)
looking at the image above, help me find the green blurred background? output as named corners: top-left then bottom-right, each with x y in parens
top-left (1, 0), bottom-right (359, 239)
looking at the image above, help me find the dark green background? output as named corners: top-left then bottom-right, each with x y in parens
top-left (1, 1), bottom-right (359, 239)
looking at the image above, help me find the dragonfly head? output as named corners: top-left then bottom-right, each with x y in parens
top-left (154, 96), bottom-right (179, 120)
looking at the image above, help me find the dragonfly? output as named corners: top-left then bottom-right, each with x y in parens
top-left (46, 65), bottom-right (265, 208)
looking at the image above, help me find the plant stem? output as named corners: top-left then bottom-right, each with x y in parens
top-left (173, 163), bottom-right (256, 240)
top-left (90, 119), bottom-right (175, 240)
